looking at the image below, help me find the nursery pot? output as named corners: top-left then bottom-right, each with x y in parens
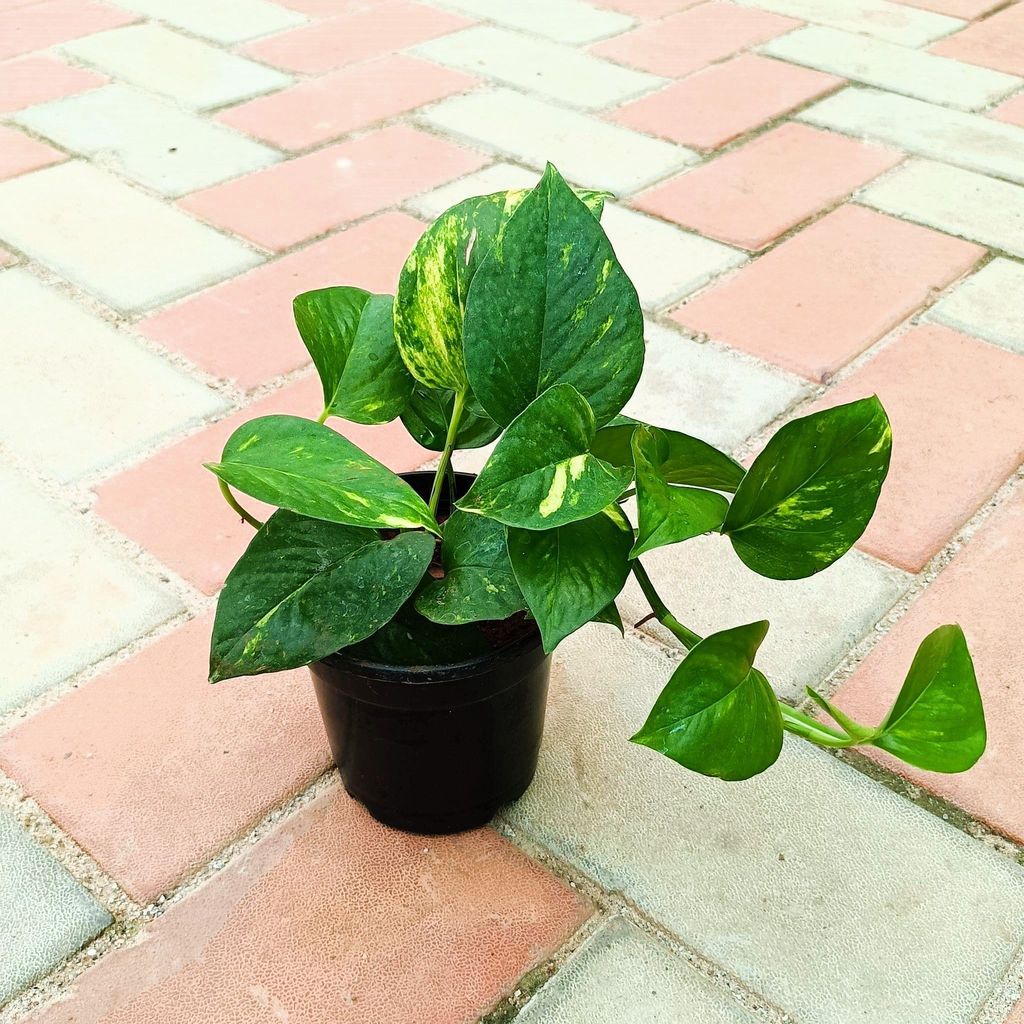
top-left (310, 471), bottom-right (551, 834)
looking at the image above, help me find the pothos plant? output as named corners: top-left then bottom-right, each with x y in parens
top-left (206, 162), bottom-right (986, 783)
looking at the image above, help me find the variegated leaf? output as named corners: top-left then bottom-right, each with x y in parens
top-left (401, 385), bottom-right (502, 451)
top-left (457, 383), bottom-right (632, 530)
top-left (393, 182), bottom-right (608, 395)
top-left (463, 162), bottom-right (644, 427)
top-left (722, 397), bottom-right (892, 580)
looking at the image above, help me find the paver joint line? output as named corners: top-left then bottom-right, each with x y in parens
top-left (3, 0), bottom-right (1024, 1022)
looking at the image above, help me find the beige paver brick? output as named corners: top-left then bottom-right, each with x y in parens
top-left (927, 258), bottom-right (1024, 354)
top-left (505, 629), bottom-right (1024, 1024)
top-left (62, 23), bottom-right (291, 110)
top-left (0, 465), bottom-right (182, 713)
top-left (107, 0), bottom-right (307, 44)
top-left (0, 161), bottom-right (262, 313)
top-left (0, 269), bottom-right (228, 481)
top-left (435, 0), bottom-right (633, 43)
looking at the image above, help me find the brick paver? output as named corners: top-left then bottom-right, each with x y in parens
top-left (4, 0), bottom-right (1024, 1020)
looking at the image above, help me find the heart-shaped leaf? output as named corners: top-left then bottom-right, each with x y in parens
top-left (210, 511), bottom-right (434, 682)
top-left (463, 163), bottom-right (644, 428)
top-left (415, 510), bottom-right (525, 625)
top-left (592, 600), bottom-right (624, 634)
top-left (721, 397), bottom-right (892, 580)
top-left (206, 414), bottom-right (439, 534)
top-left (394, 183), bottom-right (608, 395)
top-left (401, 385), bottom-right (502, 451)
top-left (592, 415), bottom-right (744, 491)
top-left (631, 424), bottom-right (730, 558)
top-left (293, 287), bottom-right (413, 425)
top-left (457, 383), bottom-right (632, 529)
top-left (508, 507), bottom-right (633, 652)
top-left (871, 624), bottom-right (986, 773)
top-left (632, 620), bottom-right (784, 781)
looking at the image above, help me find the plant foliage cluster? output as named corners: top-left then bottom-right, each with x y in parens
top-left (207, 163), bottom-right (986, 782)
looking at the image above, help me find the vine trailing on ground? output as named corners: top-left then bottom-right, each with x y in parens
top-left (204, 162), bottom-right (986, 782)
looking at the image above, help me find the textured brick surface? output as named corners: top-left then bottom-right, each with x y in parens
top-left (179, 125), bottom-right (484, 250)
top-left (138, 212), bottom-right (425, 387)
top-left (0, 811), bottom-right (111, 1005)
top-left (635, 122), bottom-right (901, 250)
top-left (216, 54), bottom-right (476, 151)
top-left (29, 787), bottom-right (591, 1023)
top-left (672, 204), bottom-right (983, 381)
top-left (930, 3), bottom-right (1024, 75)
top-left (0, 54), bottom-right (106, 114)
top-left (0, 125), bottom-right (64, 180)
top-left (0, 161), bottom-right (262, 312)
top-left (927, 257), bottom-right (1024, 354)
top-left (15, 84), bottom-right (280, 196)
top-left (0, 465), bottom-right (182, 714)
top-left (107, 0), bottom-right (306, 43)
top-left (0, 0), bottom-right (137, 60)
top-left (0, 616), bottom-right (331, 902)
top-left (437, 0), bottom-right (632, 43)
top-left (610, 52), bottom-right (841, 150)
top-left (990, 92), bottom-right (1024, 128)
top-left (505, 629), bottom-right (1024, 1024)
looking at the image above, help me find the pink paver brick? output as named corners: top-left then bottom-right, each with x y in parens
top-left (590, 2), bottom-right (800, 78)
top-left (94, 375), bottom-right (431, 596)
top-left (29, 786), bottom-right (591, 1024)
top-left (590, 0), bottom-right (704, 16)
top-left (635, 123), bottom-right (901, 250)
top-left (0, 247), bottom-right (15, 266)
top-left (242, 1), bottom-right (472, 74)
top-left (900, 0), bottom-right (1003, 15)
top-left (671, 204), bottom-right (984, 381)
top-left (0, 125), bottom-right (65, 181)
top-left (179, 125), bottom-right (485, 252)
top-left (0, 616), bottom-right (332, 903)
top-left (930, 4), bottom-right (1024, 75)
top-left (0, 0), bottom-right (138, 60)
top-left (609, 53), bottom-right (842, 151)
top-left (811, 323), bottom-right (1024, 572)
top-left (0, 54), bottom-right (106, 114)
top-left (989, 92), bottom-right (1024, 128)
top-left (830, 486), bottom-right (1024, 842)
top-left (139, 212), bottom-right (425, 389)
top-left (272, 0), bottom-right (376, 14)
top-left (217, 54), bottom-right (476, 152)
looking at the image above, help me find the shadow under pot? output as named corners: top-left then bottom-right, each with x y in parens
top-left (310, 471), bottom-right (551, 835)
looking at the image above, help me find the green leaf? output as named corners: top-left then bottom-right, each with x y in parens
top-left (400, 385), bottom-right (501, 451)
top-left (293, 287), bottom-right (413, 425)
top-left (508, 508), bottom-right (633, 653)
top-left (463, 163), bottom-right (644, 428)
top-left (631, 621), bottom-right (783, 781)
top-left (871, 625), bottom-right (986, 773)
top-left (592, 600), bottom-right (624, 635)
top-left (415, 510), bottom-right (525, 624)
top-left (721, 397), bottom-right (892, 580)
top-left (631, 424), bottom-right (730, 558)
top-left (210, 511), bottom-right (434, 681)
top-left (457, 383), bottom-right (632, 529)
top-left (394, 184), bottom-right (609, 395)
top-left (592, 415), bottom-right (744, 491)
top-left (205, 414), bottom-right (439, 534)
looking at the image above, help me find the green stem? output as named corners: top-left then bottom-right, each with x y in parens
top-left (630, 560), bottom-right (703, 650)
top-left (218, 479), bottom-right (263, 530)
top-left (779, 704), bottom-right (857, 747)
top-left (316, 407), bottom-right (329, 425)
top-left (428, 389), bottom-right (467, 518)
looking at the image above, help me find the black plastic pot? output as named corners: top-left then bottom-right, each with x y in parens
top-left (310, 471), bottom-right (551, 834)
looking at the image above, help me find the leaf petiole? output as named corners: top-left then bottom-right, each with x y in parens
top-left (428, 389), bottom-right (467, 518)
top-left (630, 560), bottom-right (703, 650)
top-left (218, 479), bottom-right (264, 530)
top-left (778, 703), bottom-right (857, 747)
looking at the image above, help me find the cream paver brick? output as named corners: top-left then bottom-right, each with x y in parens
top-left (405, 161), bottom-right (539, 218)
top-left (859, 158), bottom-right (1024, 257)
top-left (413, 25), bottom-right (663, 111)
top-left (108, 0), bottom-right (307, 44)
top-left (0, 161), bottom-right (263, 313)
top-left (432, 0), bottom-right (633, 43)
top-left (762, 24), bottom-right (1021, 111)
top-left (926, 258), bottom-right (1024, 355)
top-left (623, 322), bottom-right (807, 451)
top-left (733, 0), bottom-right (963, 46)
top-left (0, 465), bottom-right (183, 713)
top-left (516, 917), bottom-right (757, 1024)
top-left (418, 88), bottom-right (695, 194)
top-left (800, 87), bottom-right (1024, 185)
top-left (0, 269), bottom-right (228, 481)
top-left (505, 628), bottom-right (1024, 1024)
top-left (61, 23), bottom-right (292, 111)
top-left (619, 534), bottom-right (909, 701)
top-left (14, 84), bottom-right (281, 198)
top-left (0, 810), bottom-right (111, 1005)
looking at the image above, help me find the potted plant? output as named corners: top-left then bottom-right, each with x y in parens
top-left (206, 163), bottom-right (986, 834)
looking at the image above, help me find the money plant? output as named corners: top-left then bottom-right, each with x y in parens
top-left (206, 163), bottom-right (986, 783)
